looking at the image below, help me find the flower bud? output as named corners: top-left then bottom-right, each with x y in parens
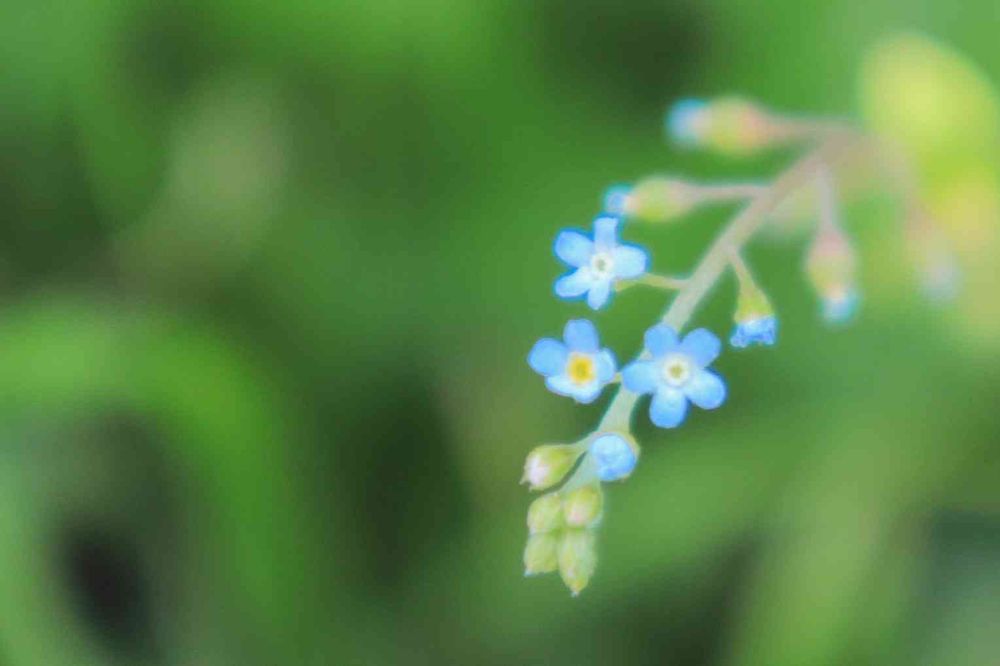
top-left (602, 184), bottom-right (633, 217)
top-left (627, 177), bottom-right (700, 223)
top-left (666, 97), bottom-right (779, 155)
top-left (806, 225), bottom-right (859, 324)
top-left (588, 433), bottom-right (638, 482)
top-left (558, 529), bottom-right (597, 596)
top-left (905, 215), bottom-right (960, 301)
top-left (527, 493), bottom-right (564, 534)
top-left (731, 275), bottom-right (777, 348)
top-left (523, 533), bottom-right (559, 576)
top-left (562, 484), bottom-right (603, 528)
top-left (522, 444), bottom-right (581, 491)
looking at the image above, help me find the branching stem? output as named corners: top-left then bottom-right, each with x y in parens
top-left (598, 132), bottom-right (858, 433)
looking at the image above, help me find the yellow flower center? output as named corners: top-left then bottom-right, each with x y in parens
top-left (566, 353), bottom-right (597, 385)
top-left (661, 354), bottom-right (691, 387)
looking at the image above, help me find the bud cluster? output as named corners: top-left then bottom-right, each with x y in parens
top-left (522, 95), bottom-right (954, 597)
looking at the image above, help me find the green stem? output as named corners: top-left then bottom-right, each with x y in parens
top-left (598, 133), bottom-right (857, 432)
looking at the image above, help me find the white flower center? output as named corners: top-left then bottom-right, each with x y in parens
top-left (660, 354), bottom-right (692, 387)
top-left (589, 252), bottom-right (615, 279)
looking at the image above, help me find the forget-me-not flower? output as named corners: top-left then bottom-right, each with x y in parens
top-left (529, 319), bottom-right (617, 404)
top-left (554, 216), bottom-right (649, 310)
top-left (622, 325), bottom-right (726, 428)
top-left (589, 434), bottom-right (637, 482)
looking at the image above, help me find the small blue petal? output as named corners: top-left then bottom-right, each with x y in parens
top-left (730, 317), bottom-right (778, 348)
top-left (679, 328), bottom-right (721, 367)
top-left (622, 360), bottom-right (659, 395)
top-left (589, 434), bottom-right (637, 482)
top-left (586, 280), bottom-right (612, 310)
top-left (563, 319), bottom-right (600, 353)
top-left (528, 338), bottom-right (567, 377)
top-left (667, 98), bottom-right (708, 146)
top-left (554, 230), bottom-right (594, 268)
top-left (612, 244), bottom-right (648, 279)
top-left (650, 387), bottom-right (688, 428)
top-left (595, 350), bottom-right (617, 383)
top-left (554, 268), bottom-right (594, 299)
top-left (643, 324), bottom-right (680, 358)
top-left (546, 374), bottom-right (602, 404)
top-left (593, 216), bottom-right (619, 251)
top-left (684, 369), bottom-right (726, 409)
top-left (603, 185), bottom-right (632, 217)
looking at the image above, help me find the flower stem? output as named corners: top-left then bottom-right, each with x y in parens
top-left (616, 274), bottom-right (688, 292)
top-left (597, 132), bottom-right (857, 432)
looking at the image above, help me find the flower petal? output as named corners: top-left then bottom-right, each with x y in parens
top-left (554, 268), bottom-right (593, 299)
top-left (649, 387), bottom-right (688, 428)
top-left (586, 280), bottom-right (612, 310)
top-left (595, 349), bottom-right (617, 383)
top-left (546, 375), bottom-right (602, 404)
top-left (589, 434), bottom-right (637, 482)
top-left (593, 216), bottom-right (619, 251)
top-left (528, 338), bottom-right (568, 377)
top-left (563, 319), bottom-right (599, 353)
top-left (612, 244), bottom-right (648, 279)
top-left (679, 328), bottom-right (721, 367)
top-left (622, 360), bottom-right (659, 394)
top-left (643, 323), bottom-right (679, 358)
top-left (554, 230), bottom-right (594, 268)
top-left (684, 369), bottom-right (726, 409)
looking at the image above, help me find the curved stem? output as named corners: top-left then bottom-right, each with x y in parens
top-left (598, 133), bottom-right (857, 432)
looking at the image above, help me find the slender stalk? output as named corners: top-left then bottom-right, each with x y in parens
top-left (617, 274), bottom-right (688, 292)
top-left (598, 133), bottom-right (857, 432)
top-left (695, 183), bottom-right (768, 202)
top-left (728, 251), bottom-right (754, 286)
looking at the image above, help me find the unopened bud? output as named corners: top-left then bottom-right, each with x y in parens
top-left (667, 97), bottom-right (780, 155)
top-left (905, 215), bottom-right (960, 301)
top-left (602, 184), bottom-right (633, 217)
top-left (558, 529), bottom-right (597, 596)
top-left (627, 177), bottom-right (700, 223)
top-left (588, 433), bottom-right (638, 482)
top-left (562, 484), bottom-right (603, 528)
top-left (523, 533), bottom-right (559, 576)
top-left (522, 444), bottom-right (581, 491)
top-left (806, 226), bottom-right (859, 324)
top-left (731, 274), bottom-right (777, 348)
top-left (527, 493), bottom-right (564, 534)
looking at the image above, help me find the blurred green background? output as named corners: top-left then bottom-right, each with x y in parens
top-left (0, 1), bottom-right (998, 665)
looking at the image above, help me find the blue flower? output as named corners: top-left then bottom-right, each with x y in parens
top-left (589, 434), bottom-right (637, 482)
top-left (554, 216), bottom-right (649, 310)
top-left (528, 320), bottom-right (617, 404)
top-left (622, 325), bottom-right (726, 428)
top-left (730, 316), bottom-right (778, 348)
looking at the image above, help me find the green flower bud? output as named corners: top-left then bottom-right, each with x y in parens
top-left (703, 97), bottom-right (775, 156)
top-left (629, 177), bottom-right (699, 223)
top-left (523, 533), bottom-right (559, 576)
top-left (734, 276), bottom-right (775, 324)
top-left (527, 493), bottom-right (564, 534)
top-left (561, 484), bottom-right (603, 528)
top-left (558, 529), bottom-right (597, 596)
top-left (522, 444), bottom-right (581, 491)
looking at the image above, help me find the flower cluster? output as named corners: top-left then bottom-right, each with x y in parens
top-left (521, 96), bottom-right (956, 596)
